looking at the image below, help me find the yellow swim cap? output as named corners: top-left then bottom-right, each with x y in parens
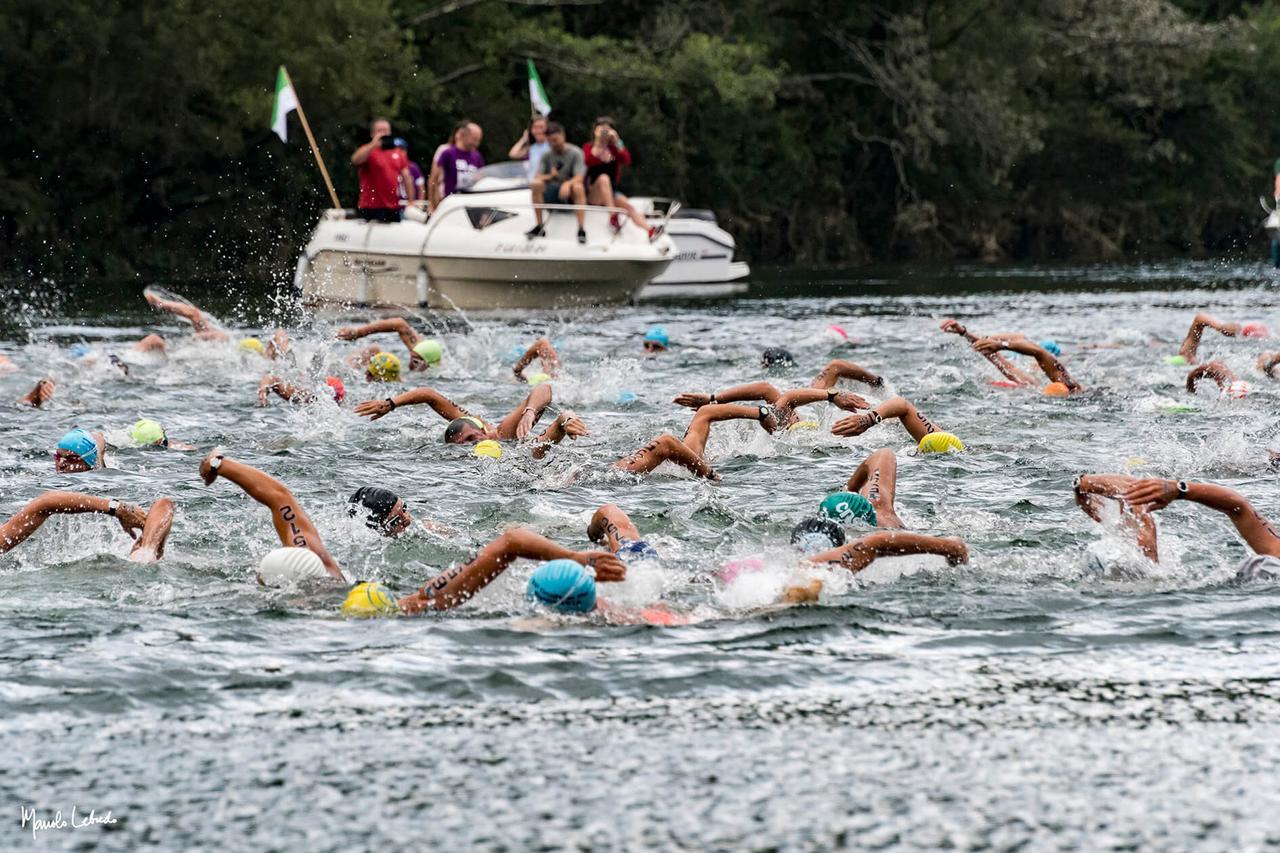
top-left (238, 337), bottom-right (265, 354)
top-left (1043, 382), bottom-right (1070, 397)
top-left (918, 432), bottom-right (965, 454)
top-left (474, 439), bottom-right (503, 459)
top-left (412, 339), bottom-right (443, 364)
top-left (787, 420), bottom-right (820, 432)
top-left (527, 372), bottom-right (551, 385)
top-left (341, 581), bottom-right (399, 617)
top-left (367, 351), bottom-right (401, 382)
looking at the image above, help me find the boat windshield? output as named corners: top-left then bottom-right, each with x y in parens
top-left (464, 161), bottom-right (530, 192)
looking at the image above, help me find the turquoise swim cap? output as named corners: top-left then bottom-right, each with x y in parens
top-left (70, 343), bottom-right (92, 359)
top-left (617, 390), bottom-right (638, 406)
top-left (56, 428), bottom-right (99, 467)
top-left (1039, 339), bottom-right (1061, 357)
top-left (819, 491), bottom-right (877, 526)
top-left (643, 326), bottom-right (670, 348)
top-left (527, 559), bottom-right (597, 613)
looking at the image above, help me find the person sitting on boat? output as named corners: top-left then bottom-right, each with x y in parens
top-left (335, 318), bottom-right (442, 372)
top-left (0, 491), bottom-right (174, 563)
top-left (436, 121), bottom-right (485, 201)
top-left (350, 118), bottom-right (412, 223)
top-left (525, 122), bottom-right (589, 244)
top-left (582, 116), bottom-right (663, 242)
top-left (352, 382), bottom-right (588, 456)
top-left (509, 115), bottom-right (550, 182)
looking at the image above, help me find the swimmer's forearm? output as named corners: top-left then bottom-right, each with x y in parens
top-left (1181, 483), bottom-right (1280, 553)
top-left (811, 360), bottom-right (880, 388)
top-left (211, 458), bottom-right (293, 507)
top-left (712, 382), bottom-right (781, 404)
top-left (861, 532), bottom-right (968, 565)
top-left (388, 388), bottom-right (466, 420)
top-left (406, 530), bottom-right (577, 613)
top-left (344, 318), bottom-right (414, 340)
top-left (0, 493), bottom-right (139, 553)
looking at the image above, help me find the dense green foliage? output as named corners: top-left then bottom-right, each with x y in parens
top-left (4, 0), bottom-right (1280, 278)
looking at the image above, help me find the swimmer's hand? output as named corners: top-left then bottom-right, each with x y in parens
top-left (577, 551), bottom-right (626, 582)
top-left (971, 337), bottom-right (1009, 356)
top-left (408, 353), bottom-right (428, 372)
top-left (673, 392), bottom-right (710, 409)
top-left (1123, 478), bottom-right (1179, 511)
top-left (831, 412), bottom-right (880, 437)
top-left (939, 318), bottom-right (967, 336)
top-left (831, 391), bottom-right (870, 411)
top-left (115, 502), bottom-right (148, 539)
top-left (945, 542), bottom-right (970, 566)
top-left (783, 580), bottom-right (823, 604)
top-left (354, 399), bottom-right (394, 420)
top-left (557, 411), bottom-right (589, 440)
top-left (198, 450), bottom-right (224, 485)
top-left (758, 408), bottom-right (780, 434)
top-left (335, 327), bottom-right (360, 341)
top-left (516, 406), bottom-right (539, 439)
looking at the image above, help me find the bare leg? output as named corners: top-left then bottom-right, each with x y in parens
top-left (566, 183), bottom-right (586, 228)
top-left (589, 174), bottom-right (613, 208)
top-left (530, 177), bottom-right (548, 225)
top-left (615, 434), bottom-right (719, 480)
top-left (588, 503), bottom-right (643, 551)
top-left (612, 191), bottom-right (648, 230)
top-left (845, 448), bottom-right (903, 529)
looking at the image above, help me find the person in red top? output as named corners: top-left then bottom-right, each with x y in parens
top-left (350, 118), bottom-right (412, 223)
top-left (583, 116), bottom-right (663, 241)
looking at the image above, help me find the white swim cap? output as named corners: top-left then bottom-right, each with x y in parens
top-left (257, 547), bottom-right (328, 585)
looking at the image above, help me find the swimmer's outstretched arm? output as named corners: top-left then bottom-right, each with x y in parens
top-left (257, 375), bottom-right (314, 407)
top-left (615, 434), bottom-right (720, 480)
top-left (810, 359), bottom-right (884, 389)
top-left (831, 396), bottom-right (940, 443)
top-left (496, 382), bottom-right (553, 440)
top-left (1185, 361), bottom-right (1236, 393)
top-left (1124, 479), bottom-right (1280, 557)
top-left (337, 318), bottom-right (429, 369)
top-left (1258, 352), bottom-right (1280, 378)
top-left (354, 387), bottom-right (473, 422)
top-left (1179, 312), bottom-right (1240, 364)
top-left (588, 503), bottom-right (643, 552)
top-left (144, 291), bottom-right (218, 335)
top-left (397, 528), bottom-right (626, 613)
top-left (530, 410), bottom-right (589, 459)
top-left (808, 531), bottom-right (968, 573)
top-left (939, 320), bottom-right (1037, 386)
top-left (774, 387), bottom-right (870, 413)
top-left (265, 330), bottom-right (291, 361)
top-left (1073, 474), bottom-right (1158, 561)
top-left (681, 402), bottom-right (778, 456)
top-left (0, 491), bottom-right (152, 555)
top-left (199, 453), bottom-right (344, 580)
top-left (673, 382), bottom-right (782, 410)
top-left (17, 378), bottom-right (55, 408)
top-left (973, 337), bottom-right (1080, 390)
top-left (513, 337), bottom-right (561, 380)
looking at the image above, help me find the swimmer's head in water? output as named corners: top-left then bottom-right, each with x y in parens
top-left (526, 372), bottom-right (551, 386)
top-left (918, 432), bottom-right (965, 454)
top-left (761, 347), bottom-right (794, 368)
top-left (787, 419), bottom-right (820, 432)
top-left (366, 351), bottom-right (401, 382)
top-left (473, 439), bottom-right (503, 459)
top-left (55, 428), bottom-right (99, 472)
top-left (325, 376), bottom-right (346, 403)
top-left (1243, 322), bottom-right (1270, 339)
top-left (527, 559), bottom-right (597, 613)
top-left (238, 337), bottom-right (265, 354)
top-left (1227, 380), bottom-right (1252, 399)
top-left (617, 390), bottom-right (638, 406)
top-left (347, 486), bottom-right (411, 536)
top-left (643, 326), bottom-right (669, 352)
top-left (1039, 339), bottom-right (1061, 356)
top-left (819, 492), bottom-right (877, 526)
top-left (257, 547), bottom-right (329, 585)
top-left (70, 343), bottom-right (92, 359)
top-left (443, 415), bottom-right (487, 445)
top-left (1043, 382), bottom-right (1070, 397)
top-left (342, 581), bottom-right (399, 617)
top-left (1165, 355), bottom-right (1187, 366)
top-left (790, 517), bottom-right (847, 555)
top-left (412, 339), bottom-right (443, 365)
top-left (130, 418), bottom-right (168, 447)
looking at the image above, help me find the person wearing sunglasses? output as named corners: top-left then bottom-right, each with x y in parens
top-left (53, 428), bottom-right (107, 473)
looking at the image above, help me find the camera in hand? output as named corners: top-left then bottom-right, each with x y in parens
top-left (380, 136), bottom-right (397, 150)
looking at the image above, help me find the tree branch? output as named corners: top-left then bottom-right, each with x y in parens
top-left (408, 0), bottom-right (604, 27)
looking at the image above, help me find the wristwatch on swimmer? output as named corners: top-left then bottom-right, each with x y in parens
top-left (757, 406), bottom-right (771, 421)
top-left (107, 499), bottom-right (119, 517)
top-left (826, 388), bottom-right (838, 402)
top-left (1177, 480), bottom-right (1189, 496)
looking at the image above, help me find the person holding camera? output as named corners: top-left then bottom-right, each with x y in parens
top-left (583, 116), bottom-right (661, 241)
top-left (350, 117), bottom-right (412, 222)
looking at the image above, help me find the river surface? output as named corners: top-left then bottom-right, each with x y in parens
top-left (4, 262), bottom-right (1280, 849)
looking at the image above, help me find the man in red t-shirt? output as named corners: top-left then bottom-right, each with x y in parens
top-left (583, 116), bottom-right (662, 241)
top-left (350, 118), bottom-right (413, 222)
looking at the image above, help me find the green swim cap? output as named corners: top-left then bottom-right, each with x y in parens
top-left (1165, 355), bottom-right (1187, 366)
top-left (819, 491), bottom-right (877, 526)
top-left (412, 339), bottom-right (443, 364)
top-left (130, 418), bottom-right (167, 447)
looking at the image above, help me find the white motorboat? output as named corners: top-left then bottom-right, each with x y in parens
top-left (628, 197), bottom-right (750, 289)
top-left (297, 163), bottom-right (675, 310)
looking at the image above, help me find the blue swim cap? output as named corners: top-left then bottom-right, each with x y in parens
top-left (56, 428), bottom-right (99, 467)
top-left (617, 390), bottom-right (639, 406)
top-left (527, 559), bottom-right (597, 613)
top-left (70, 343), bottom-right (92, 359)
top-left (643, 326), bottom-right (670, 348)
top-left (619, 539), bottom-right (659, 561)
top-left (1039, 339), bottom-right (1062, 357)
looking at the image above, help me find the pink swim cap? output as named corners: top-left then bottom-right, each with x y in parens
top-left (827, 324), bottom-right (849, 340)
top-left (717, 558), bottom-right (766, 585)
top-left (1243, 323), bottom-right (1270, 338)
top-left (1227, 380), bottom-right (1251, 399)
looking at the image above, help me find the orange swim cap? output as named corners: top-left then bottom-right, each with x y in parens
top-left (1044, 382), bottom-right (1070, 396)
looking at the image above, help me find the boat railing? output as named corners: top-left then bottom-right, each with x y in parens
top-left (421, 200), bottom-right (667, 248)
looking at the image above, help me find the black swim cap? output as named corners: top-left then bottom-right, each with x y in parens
top-left (348, 486), bottom-right (401, 530)
top-left (789, 517), bottom-right (846, 555)
top-left (761, 347), bottom-right (794, 367)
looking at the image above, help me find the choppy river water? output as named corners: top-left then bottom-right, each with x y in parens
top-left (5, 262), bottom-right (1280, 849)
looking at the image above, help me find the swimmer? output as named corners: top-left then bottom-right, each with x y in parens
top-left (198, 450), bottom-right (344, 581)
top-left (135, 333), bottom-right (168, 355)
top-left (1124, 478), bottom-right (1280, 575)
top-left (0, 491), bottom-right (174, 562)
top-left (347, 486), bottom-right (413, 537)
top-left (761, 347), bottom-right (794, 368)
top-left (1072, 474), bottom-right (1159, 562)
top-left (939, 318), bottom-right (1039, 387)
top-left (1258, 351), bottom-right (1280, 378)
top-left (336, 318), bottom-right (442, 372)
top-left (831, 396), bottom-right (957, 450)
top-left (642, 326), bottom-right (669, 354)
top-left (122, 419), bottom-right (197, 451)
top-left (769, 529), bottom-right (969, 603)
top-left (587, 503), bottom-right (660, 561)
top-left (17, 377), bottom-right (55, 408)
top-left (970, 333), bottom-right (1082, 393)
top-left (143, 289), bottom-right (230, 342)
top-left (54, 428), bottom-right (107, 473)
top-left (512, 337), bottom-right (561, 381)
top-left (615, 402), bottom-right (780, 481)
top-left (1185, 361), bottom-right (1250, 398)
top-left (353, 382), bottom-right (586, 454)
top-left (0, 354), bottom-right (15, 374)
top-left (1177, 311), bottom-right (1241, 365)
top-left (673, 381), bottom-right (869, 428)
top-left (257, 375), bottom-right (345, 406)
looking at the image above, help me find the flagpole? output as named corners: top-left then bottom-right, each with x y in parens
top-left (290, 83), bottom-right (342, 210)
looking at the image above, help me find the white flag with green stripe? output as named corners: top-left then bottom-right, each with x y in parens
top-left (271, 66), bottom-right (299, 142)
top-left (527, 59), bottom-right (551, 117)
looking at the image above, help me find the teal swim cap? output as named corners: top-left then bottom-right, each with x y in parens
top-left (819, 491), bottom-right (877, 526)
top-left (643, 326), bottom-right (670, 348)
top-left (527, 560), bottom-right (596, 613)
top-left (56, 428), bottom-right (99, 467)
top-left (1039, 339), bottom-right (1061, 357)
